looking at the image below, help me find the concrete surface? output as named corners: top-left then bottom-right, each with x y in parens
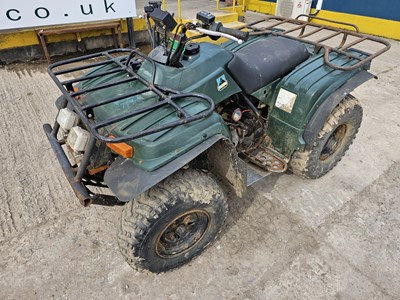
top-left (0, 6), bottom-right (400, 300)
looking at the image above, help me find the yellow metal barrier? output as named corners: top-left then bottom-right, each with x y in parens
top-left (178, 0), bottom-right (182, 22)
top-left (0, 18), bottom-right (147, 50)
top-left (160, 0), bottom-right (243, 24)
top-left (246, 0), bottom-right (275, 15)
top-left (216, 0), bottom-right (246, 17)
top-left (0, 1), bottom-right (246, 55)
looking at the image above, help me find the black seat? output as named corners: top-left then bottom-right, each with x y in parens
top-left (227, 37), bottom-right (310, 94)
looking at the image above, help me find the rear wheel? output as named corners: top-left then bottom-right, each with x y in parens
top-left (289, 95), bottom-right (362, 179)
top-left (117, 169), bottom-right (228, 273)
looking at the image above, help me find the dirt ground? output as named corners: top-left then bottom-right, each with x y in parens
top-left (1, 7), bottom-right (400, 300)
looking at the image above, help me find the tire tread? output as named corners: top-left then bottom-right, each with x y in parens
top-left (289, 95), bottom-right (362, 179)
top-left (117, 169), bottom-right (227, 272)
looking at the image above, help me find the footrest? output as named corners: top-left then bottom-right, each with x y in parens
top-left (245, 146), bottom-right (288, 173)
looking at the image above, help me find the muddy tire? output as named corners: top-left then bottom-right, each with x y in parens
top-left (117, 169), bottom-right (228, 273)
top-left (289, 95), bottom-right (362, 179)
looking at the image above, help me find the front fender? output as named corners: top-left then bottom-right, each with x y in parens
top-left (104, 134), bottom-right (247, 202)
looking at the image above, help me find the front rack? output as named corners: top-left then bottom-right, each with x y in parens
top-left (242, 15), bottom-right (391, 71)
top-left (48, 49), bottom-right (215, 143)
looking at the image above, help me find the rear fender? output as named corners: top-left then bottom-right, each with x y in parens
top-left (104, 135), bottom-right (247, 202)
top-left (303, 70), bottom-right (374, 147)
top-left (253, 51), bottom-right (372, 157)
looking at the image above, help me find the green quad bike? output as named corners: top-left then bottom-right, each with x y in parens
top-left (44, 3), bottom-right (390, 273)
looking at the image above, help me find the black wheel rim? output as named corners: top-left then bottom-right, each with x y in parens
top-left (156, 210), bottom-right (210, 258)
top-left (320, 124), bottom-right (347, 161)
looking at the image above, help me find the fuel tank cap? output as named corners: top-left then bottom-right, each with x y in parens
top-left (184, 43), bottom-right (200, 56)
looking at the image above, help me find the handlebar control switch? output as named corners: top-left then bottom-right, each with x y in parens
top-left (150, 8), bottom-right (177, 31)
top-left (196, 11), bottom-right (215, 25)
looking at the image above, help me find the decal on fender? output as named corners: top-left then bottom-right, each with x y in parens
top-left (275, 88), bottom-right (297, 113)
top-left (216, 74), bottom-right (228, 91)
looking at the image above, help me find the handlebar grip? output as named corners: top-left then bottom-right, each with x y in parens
top-left (217, 26), bottom-right (249, 41)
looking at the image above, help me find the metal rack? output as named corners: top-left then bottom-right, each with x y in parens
top-left (48, 49), bottom-right (215, 144)
top-left (243, 15), bottom-right (391, 71)
top-left (45, 49), bottom-right (216, 205)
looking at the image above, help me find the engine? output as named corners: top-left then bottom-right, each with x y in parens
top-left (217, 95), bottom-right (267, 153)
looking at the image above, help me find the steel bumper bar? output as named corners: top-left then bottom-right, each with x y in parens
top-left (43, 123), bottom-right (93, 207)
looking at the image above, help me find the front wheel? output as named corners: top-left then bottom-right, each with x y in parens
top-left (289, 95), bottom-right (363, 179)
top-left (117, 169), bottom-right (228, 273)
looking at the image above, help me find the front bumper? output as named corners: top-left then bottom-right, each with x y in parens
top-left (43, 123), bottom-right (95, 206)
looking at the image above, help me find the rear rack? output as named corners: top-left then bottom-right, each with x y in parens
top-left (243, 15), bottom-right (391, 71)
top-left (48, 49), bottom-right (215, 143)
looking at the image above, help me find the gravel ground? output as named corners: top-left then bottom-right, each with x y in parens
top-left (0, 7), bottom-right (399, 300)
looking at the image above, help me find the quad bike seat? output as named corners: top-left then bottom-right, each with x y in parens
top-left (227, 37), bottom-right (310, 94)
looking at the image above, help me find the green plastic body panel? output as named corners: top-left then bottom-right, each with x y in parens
top-left (80, 43), bottom-right (241, 171)
top-left (139, 43), bottom-right (242, 103)
top-left (251, 49), bottom-right (370, 158)
top-left (79, 36), bottom-right (371, 168)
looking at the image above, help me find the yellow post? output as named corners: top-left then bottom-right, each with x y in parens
top-left (216, 0), bottom-right (220, 10)
top-left (162, 0), bottom-right (166, 11)
top-left (178, 0), bottom-right (182, 22)
top-left (233, 0), bottom-right (236, 12)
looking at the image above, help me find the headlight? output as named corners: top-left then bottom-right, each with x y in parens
top-left (57, 108), bottom-right (78, 131)
top-left (67, 126), bottom-right (90, 152)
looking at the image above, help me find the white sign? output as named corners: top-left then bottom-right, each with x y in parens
top-left (275, 88), bottom-right (297, 114)
top-left (0, 0), bottom-right (137, 30)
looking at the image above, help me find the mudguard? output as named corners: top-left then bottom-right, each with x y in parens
top-left (303, 70), bottom-right (374, 146)
top-left (104, 134), bottom-right (247, 202)
top-left (252, 50), bottom-right (372, 158)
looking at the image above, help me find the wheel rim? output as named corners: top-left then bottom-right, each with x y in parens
top-left (320, 124), bottom-right (347, 161)
top-left (155, 210), bottom-right (210, 258)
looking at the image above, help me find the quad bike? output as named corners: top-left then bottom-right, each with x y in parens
top-left (44, 2), bottom-right (390, 273)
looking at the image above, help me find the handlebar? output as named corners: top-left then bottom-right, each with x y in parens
top-left (196, 28), bottom-right (244, 44)
top-left (196, 23), bottom-right (249, 44)
top-left (216, 25), bottom-right (249, 42)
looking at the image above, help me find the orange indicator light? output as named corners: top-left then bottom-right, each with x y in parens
top-left (106, 142), bottom-right (134, 158)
